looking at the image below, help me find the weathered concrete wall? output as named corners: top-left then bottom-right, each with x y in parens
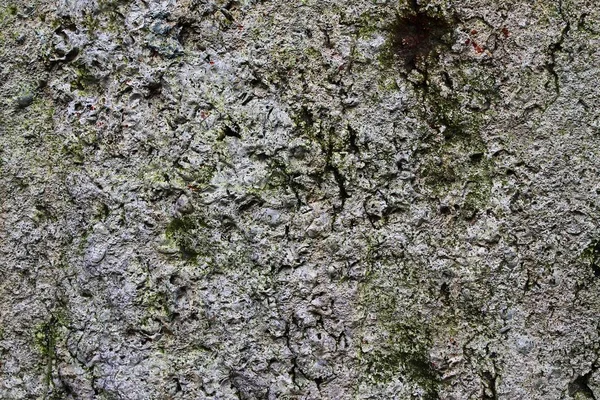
top-left (1, 0), bottom-right (599, 398)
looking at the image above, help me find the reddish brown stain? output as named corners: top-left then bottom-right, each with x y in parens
top-left (472, 41), bottom-right (484, 53)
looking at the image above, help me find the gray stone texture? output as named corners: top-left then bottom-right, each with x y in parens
top-left (1, 0), bottom-right (599, 399)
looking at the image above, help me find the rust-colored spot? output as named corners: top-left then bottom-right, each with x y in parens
top-left (472, 41), bottom-right (484, 53)
top-left (470, 29), bottom-right (478, 35)
top-left (501, 27), bottom-right (510, 37)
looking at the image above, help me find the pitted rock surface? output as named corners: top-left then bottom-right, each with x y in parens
top-left (1, 0), bottom-right (599, 399)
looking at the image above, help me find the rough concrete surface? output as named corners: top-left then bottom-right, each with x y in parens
top-left (1, 0), bottom-right (599, 399)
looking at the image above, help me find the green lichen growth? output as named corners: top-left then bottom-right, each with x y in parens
top-left (369, 4), bottom-right (498, 217)
top-left (70, 64), bottom-right (100, 93)
top-left (359, 284), bottom-right (441, 398)
top-left (32, 204), bottom-right (58, 224)
top-left (418, 127), bottom-right (493, 219)
top-left (356, 9), bottom-right (390, 39)
top-left (138, 290), bottom-right (174, 324)
top-left (92, 202), bottom-right (110, 222)
top-left (412, 62), bottom-right (498, 217)
top-left (0, 4), bottom-right (18, 26)
top-left (163, 210), bottom-right (257, 275)
top-left (365, 323), bottom-right (440, 399)
top-left (62, 140), bottom-right (85, 164)
top-left (419, 61), bottom-right (497, 143)
top-left (188, 164), bottom-right (216, 187)
top-left (34, 312), bottom-right (69, 394)
top-left (35, 320), bottom-right (57, 386)
top-left (80, 0), bottom-right (128, 35)
top-left (165, 216), bottom-right (207, 263)
top-left (83, 13), bottom-right (101, 33)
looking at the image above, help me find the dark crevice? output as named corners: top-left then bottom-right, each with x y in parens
top-left (329, 165), bottom-right (350, 202)
top-left (268, 159), bottom-right (305, 210)
top-left (545, 0), bottom-right (571, 106)
top-left (221, 123), bottom-right (241, 139)
top-left (441, 71), bottom-right (453, 89)
top-left (364, 199), bottom-right (382, 228)
top-left (568, 370), bottom-right (597, 400)
top-left (324, 128), bottom-right (351, 207)
top-left (482, 371), bottom-right (498, 399)
top-left (174, 377), bottom-right (183, 393)
top-left (347, 124), bottom-right (360, 154)
top-left (283, 319), bottom-right (302, 389)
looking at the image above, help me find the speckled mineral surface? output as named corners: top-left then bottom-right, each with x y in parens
top-left (1, 0), bottom-right (599, 399)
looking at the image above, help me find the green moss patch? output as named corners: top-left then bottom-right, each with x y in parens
top-left (165, 216), bottom-right (209, 263)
